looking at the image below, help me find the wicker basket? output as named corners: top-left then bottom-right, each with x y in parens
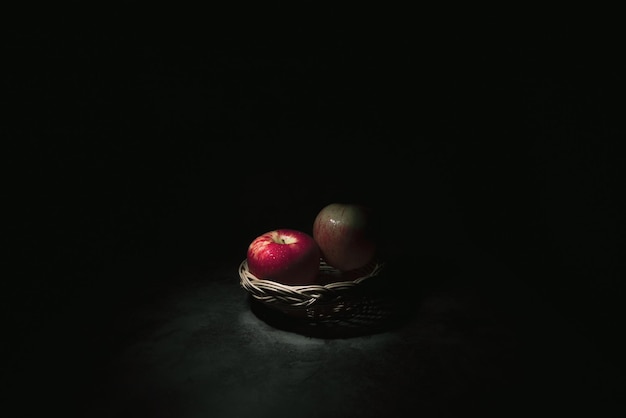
top-left (238, 258), bottom-right (387, 321)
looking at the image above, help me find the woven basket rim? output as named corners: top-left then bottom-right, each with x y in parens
top-left (238, 258), bottom-right (385, 310)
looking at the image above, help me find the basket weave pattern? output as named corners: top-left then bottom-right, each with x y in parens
top-left (238, 259), bottom-right (385, 316)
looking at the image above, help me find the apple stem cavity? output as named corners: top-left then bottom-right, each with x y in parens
top-left (270, 231), bottom-right (297, 245)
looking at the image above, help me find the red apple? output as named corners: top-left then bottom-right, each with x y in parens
top-left (246, 229), bottom-right (321, 285)
top-left (313, 202), bottom-right (378, 271)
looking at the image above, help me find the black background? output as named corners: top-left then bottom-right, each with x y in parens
top-left (3, 13), bottom-right (625, 415)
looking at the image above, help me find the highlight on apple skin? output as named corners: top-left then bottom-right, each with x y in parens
top-left (246, 228), bottom-right (321, 285)
top-left (312, 202), bottom-right (378, 272)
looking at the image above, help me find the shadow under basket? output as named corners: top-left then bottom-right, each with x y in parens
top-left (238, 258), bottom-right (411, 336)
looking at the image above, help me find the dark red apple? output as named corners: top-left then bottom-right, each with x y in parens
top-left (246, 229), bottom-right (321, 285)
top-left (312, 202), bottom-right (378, 271)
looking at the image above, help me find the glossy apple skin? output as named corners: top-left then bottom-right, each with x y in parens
top-left (313, 203), bottom-right (377, 271)
top-left (246, 229), bottom-right (321, 285)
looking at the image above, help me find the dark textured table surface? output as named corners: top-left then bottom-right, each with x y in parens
top-left (6, 249), bottom-right (624, 418)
